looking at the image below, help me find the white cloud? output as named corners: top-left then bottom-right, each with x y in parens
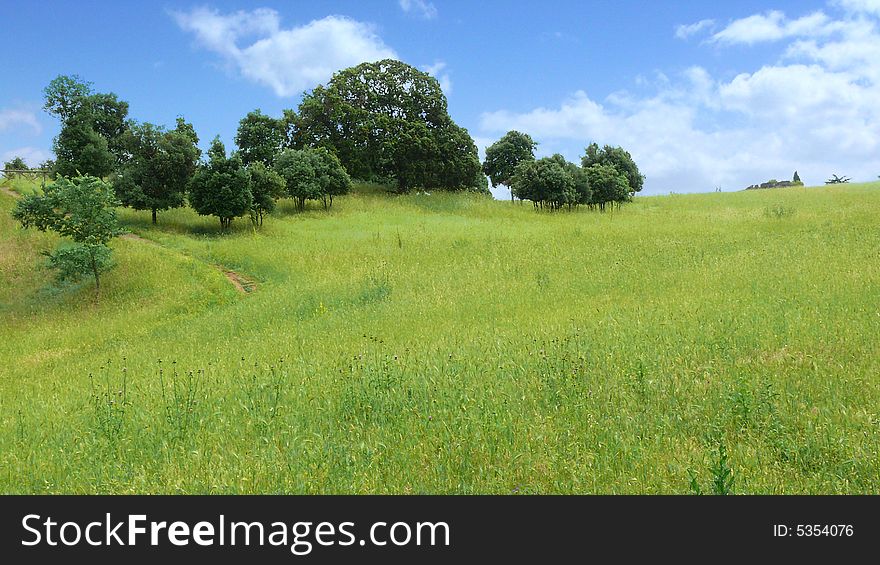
top-left (675, 19), bottom-right (715, 40)
top-left (2, 147), bottom-right (52, 167)
top-left (172, 7), bottom-right (397, 97)
top-left (834, 0), bottom-right (880, 15)
top-left (421, 61), bottom-right (452, 94)
top-left (0, 109), bottom-right (41, 134)
top-left (399, 0), bottom-right (437, 20)
top-left (711, 11), bottom-right (841, 45)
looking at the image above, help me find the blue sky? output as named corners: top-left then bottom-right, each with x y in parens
top-left (3, 0), bottom-right (880, 195)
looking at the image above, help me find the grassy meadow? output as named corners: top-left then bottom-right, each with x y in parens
top-left (1, 178), bottom-right (879, 494)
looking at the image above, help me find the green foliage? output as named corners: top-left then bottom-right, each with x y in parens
top-left (188, 137), bottom-right (253, 230)
top-left (793, 171), bottom-right (801, 183)
top-left (483, 131), bottom-right (537, 200)
top-left (44, 74), bottom-right (131, 176)
top-left (247, 161), bottom-right (286, 225)
top-left (294, 59), bottom-right (483, 192)
top-left (53, 114), bottom-right (116, 178)
top-left (3, 156), bottom-right (28, 176)
top-left (11, 175), bottom-right (121, 298)
top-left (274, 147), bottom-right (351, 210)
top-left (511, 154), bottom-right (585, 210)
top-left (47, 243), bottom-right (114, 285)
top-left (711, 441), bottom-right (735, 495)
top-left (585, 163), bottom-right (630, 211)
top-left (582, 143), bottom-right (644, 195)
top-left (235, 109), bottom-right (285, 166)
top-left (43, 74), bottom-right (93, 122)
top-left (114, 119), bottom-right (201, 223)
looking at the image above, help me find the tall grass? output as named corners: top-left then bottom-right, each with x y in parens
top-left (1, 180), bottom-right (879, 493)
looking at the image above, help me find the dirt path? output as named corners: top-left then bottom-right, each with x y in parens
top-left (0, 184), bottom-right (21, 199)
top-left (122, 232), bottom-right (257, 294)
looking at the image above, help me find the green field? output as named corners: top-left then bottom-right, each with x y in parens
top-left (1, 179), bottom-right (879, 494)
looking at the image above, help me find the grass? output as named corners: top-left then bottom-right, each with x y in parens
top-left (1, 179), bottom-right (879, 494)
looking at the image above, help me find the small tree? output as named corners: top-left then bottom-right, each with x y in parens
top-left (585, 163), bottom-right (630, 211)
top-left (582, 143), bottom-right (644, 196)
top-left (3, 156), bottom-right (28, 177)
top-left (115, 119), bottom-right (201, 223)
top-left (793, 171), bottom-right (801, 183)
top-left (247, 161), bottom-right (286, 225)
top-left (510, 155), bottom-right (577, 210)
top-left (11, 176), bottom-right (121, 299)
top-left (188, 137), bottom-right (253, 230)
top-left (235, 109), bottom-right (285, 166)
top-left (274, 148), bottom-right (322, 211)
top-left (313, 147), bottom-right (352, 209)
top-left (483, 131), bottom-right (537, 202)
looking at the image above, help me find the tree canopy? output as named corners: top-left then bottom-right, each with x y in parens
top-left (44, 74), bottom-right (131, 177)
top-left (114, 118), bottom-right (201, 223)
top-left (483, 131), bottom-right (537, 201)
top-left (188, 137), bottom-right (253, 230)
top-left (274, 147), bottom-right (352, 211)
top-left (581, 143), bottom-right (644, 196)
top-left (293, 59), bottom-right (484, 192)
top-left (247, 161), bottom-right (286, 225)
top-left (235, 109), bottom-right (285, 166)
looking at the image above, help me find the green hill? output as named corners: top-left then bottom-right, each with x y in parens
top-left (2, 180), bottom-right (879, 494)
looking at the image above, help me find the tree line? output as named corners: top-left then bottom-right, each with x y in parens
top-left (482, 131), bottom-right (644, 211)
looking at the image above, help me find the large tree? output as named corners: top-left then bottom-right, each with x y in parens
top-left (53, 112), bottom-right (116, 178)
top-left (12, 176), bottom-right (121, 299)
top-left (293, 59), bottom-right (483, 192)
top-left (43, 74), bottom-right (93, 123)
top-left (188, 137), bottom-right (252, 230)
top-left (235, 109), bottom-right (285, 166)
top-left (44, 75), bottom-right (131, 175)
top-left (114, 118), bottom-right (201, 223)
top-left (581, 143), bottom-right (644, 196)
top-left (483, 131), bottom-right (537, 202)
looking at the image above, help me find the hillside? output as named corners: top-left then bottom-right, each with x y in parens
top-left (1, 181), bottom-right (879, 494)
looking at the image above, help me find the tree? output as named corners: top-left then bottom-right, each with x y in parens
top-left (53, 112), bottom-right (116, 178)
top-left (44, 75), bottom-right (131, 174)
top-left (510, 155), bottom-right (577, 210)
top-left (11, 176), bottom-right (121, 299)
top-left (86, 92), bottom-right (130, 162)
top-left (293, 59), bottom-right (484, 192)
top-left (43, 74), bottom-right (93, 123)
top-left (247, 161), bottom-right (286, 225)
top-left (585, 163), bottom-right (630, 211)
top-left (312, 147), bottom-right (352, 209)
top-left (188, 137), bottom-right (253, 230)
top-left (793, 171), bottom-right (801, 183)
top-left (3, 156), bottom-right (28, 177)
top-left (582, 143), bottom-right (644, 196)
top-left (483, 131), bottom-right (537, 202)
top-left (235, 110), bottom-right (285, 166)
top-left (114, 118), bottom-right (201, 223)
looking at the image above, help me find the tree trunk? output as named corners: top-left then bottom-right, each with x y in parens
top-left (152, 209), bottom-right (157, 224)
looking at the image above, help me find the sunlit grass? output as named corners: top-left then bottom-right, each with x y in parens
top-left (1, 179), bottom-right (879, 493)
